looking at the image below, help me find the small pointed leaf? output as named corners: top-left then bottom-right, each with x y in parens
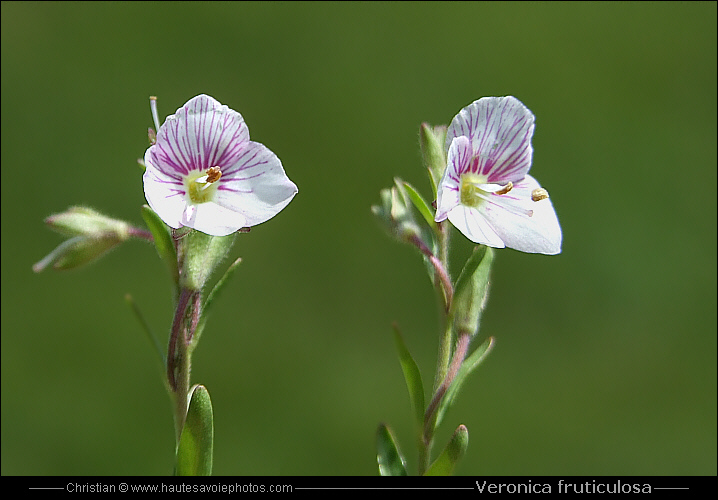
top-left (192, 257), bottom-right (242, 346)
top-left (435, 337), bottom-right (494, 429)
top-left (125, 294), bottom-right (165, 366)
top-left (141, 205), bottom-right (179, 288)
top-left (401, 181), bottom-right (438, 233)
top-left (392, 324), bottom-right (425, 427)
top-left (376, 423), bottom-right (408, 476)
top-left (424, 424), bottom-right (469, 476)
top-left (176, 385), bottom-right (214, 476)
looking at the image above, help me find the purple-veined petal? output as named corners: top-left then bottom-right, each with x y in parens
top-left (479, 175), bottom-right (562, 254)
top-left (214, 142), bottom-right (298, 227)
top-left (445, 96), bottom-right (534, 184)
top-left (143, 161), bottom-right (187, 229)
top-left (149, 94), bottom-right (250, 177)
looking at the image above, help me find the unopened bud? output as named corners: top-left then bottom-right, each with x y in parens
top-left (420, 123), bottom-right (448, 198)
top-left (371, 179), bottom-right (422, 244)
top-left (33, 207), bottom-right (132, 272)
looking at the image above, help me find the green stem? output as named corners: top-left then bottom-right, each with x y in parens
top-left (417, 220), bottom-right (456, 475)
top-left (167, 288), bottom-right (201, 444)
top-left (432, 220), bottom-right (453, 393)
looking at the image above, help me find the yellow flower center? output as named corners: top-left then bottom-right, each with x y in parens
top-left (188, 167), bottom-right (222, 204)
top-left (460, 173), bottom-right (513, 207)
top-left (460, 173), bottom-right (489, 207)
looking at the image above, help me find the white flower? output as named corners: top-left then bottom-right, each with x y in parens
top-left (434, 96), bottom-right (561, 254)
top-left (143, 94), bottom-right (297, 236)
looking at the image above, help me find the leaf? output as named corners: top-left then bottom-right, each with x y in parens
top-left (450, 246), bottom-right (494, 337)
top-left (392, 323), bottom-right (425, 428)
top-left (176, 385), bottom-right (214, 476)
top-left (125, 293), bottom-right (165, 366)
top-left (424, 424), bottom-right (469, 476)
top-left (376, 423), bottom-right (408, 476)
top-left (141, 205), bottom-right (179, 289)
top-left (401, 180), bottom-right (438, 233)
top-left (434, 337), bottom-right (495, 429)
top-left (192, 257), bottom-right (242, 346)
top-left (451, 245), bottom-right (488, 311)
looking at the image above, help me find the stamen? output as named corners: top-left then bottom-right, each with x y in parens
top-left (206, 166), bottom-right (222, 183)
top-left (531, 188), bottom-right (549, 202)
top-left (494, 182), bottom-right (513, 195)
top-left (187, 168), bottom-right (222, 203)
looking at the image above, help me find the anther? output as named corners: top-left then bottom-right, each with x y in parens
top-left (531, 188), bottom-right (549, 202)
top-left (206, 167), bottom-right (222, 183)
top-left (494, 182), bottom-right (513, 195)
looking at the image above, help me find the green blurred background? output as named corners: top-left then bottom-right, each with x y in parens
top-left (2, 2), bottom-right (715, 476)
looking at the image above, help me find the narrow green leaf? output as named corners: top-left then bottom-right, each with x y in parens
top-left (376, 423), bottom-right (408, 476)
top-left (176, 385), bottom-right (214, 476)
top-left (392, 324), bottom-right (425, 428)
top-left (192, 257), bottom-right (242, 346)
top-left (435, 337), bottom-right (495, 429)
top-left (125, 293), bottom-right (165, 366)
top-left (141, 205), bottom-right (179, 289)
top-left (424, 424), bottom-right (469, 476)
top-left (401, 181), bottom-right (438, 233)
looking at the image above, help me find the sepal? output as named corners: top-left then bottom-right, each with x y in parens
top-left (180, 230), bottom-right (236, 291)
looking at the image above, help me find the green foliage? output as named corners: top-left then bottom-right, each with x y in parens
top-left (435, 337), bottom-right (495, 430)
top-left (392, 324), bottom-right (425, 428)
top-left (141, 205), bottom-right (179, 290)
top-left (376, 423), bottom-right (408, 476)
top-left (176, 385), bottom-right (214, 476)
top-left (424, 424), bottom-right (469, 476)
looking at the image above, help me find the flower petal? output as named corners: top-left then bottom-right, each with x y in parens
top-left (143, 163), bottom-right (186, 229)
top-left (479, 175), bottom-right (562, 255)
top-left (147, 94), bottom-right (250, 178)
top-left (447, 205), bottom-right (505, 248)
top-left (214, 142), bottom-right (298, 227)
top-left (180, 202), bottom-right (248, 237)
top-left (445, 96), bottom-right (534, 183)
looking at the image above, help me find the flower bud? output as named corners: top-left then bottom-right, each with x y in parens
top-left (33, 207), bottom-right (132, 272)
top-left (371, 179), bottom-right (422, 244)
top-left (419, 123), bottom-right (447, 198)
top-left (44, 206), bottom-right (131, 239)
